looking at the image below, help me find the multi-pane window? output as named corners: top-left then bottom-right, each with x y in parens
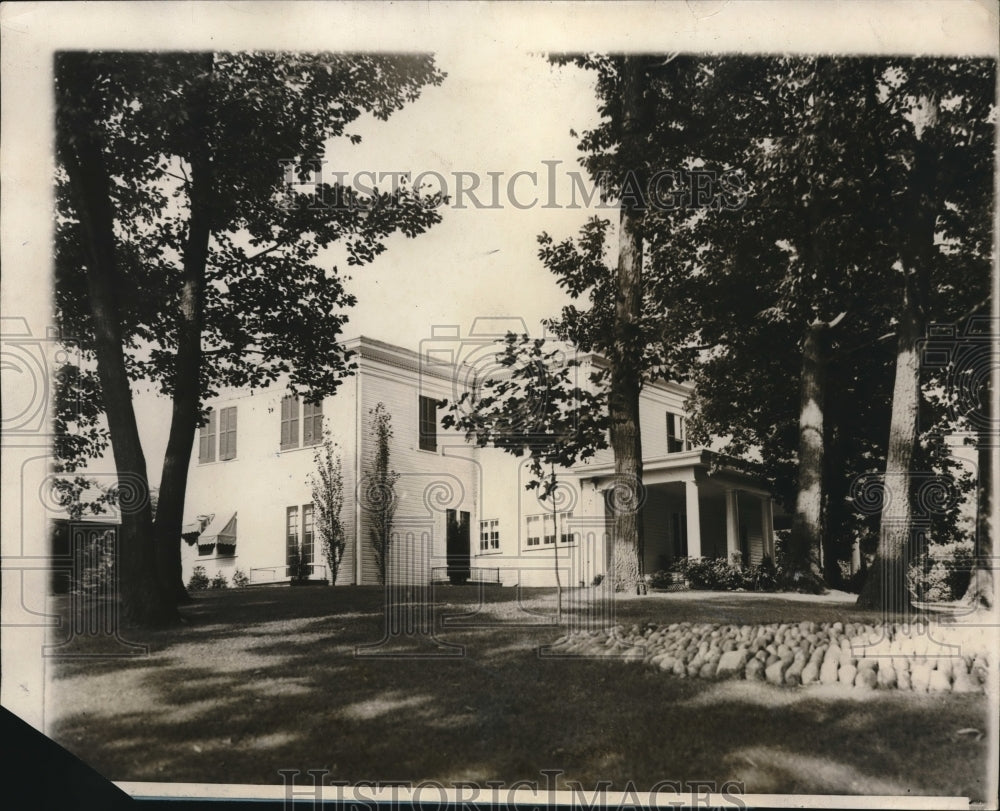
top-left (542, 513), bottom-right (556, 545)
top-left (302, 504), bottom-right (315, 565)
top-left (479, 519), bottom-right (499, 552)
top-left (525, 515), bottom-right (541, 546)
top-left (198, 407), bottom-right (238, 464)
top-left (525, 512), bottom-right (576, 548)
top-left (219, 406), bottom-right (238, 461)
top-left (667, 412), bottom-right (689, 453)
top-left (280, 396), bottom-right (300, 450)
top-left (198, 410), bottom-right (217, 463)
top-left (419, 395), bottom-right (438, 452)
top-left (286, 506), bottom-right (299, 566)
top-left (560, 511), bottom-right (576, 544)
top-left (286, 505), bottom-right (315, 576)
top-left (302, 401), bottom-right (323, 446)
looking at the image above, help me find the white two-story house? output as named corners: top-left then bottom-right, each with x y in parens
top-left (181, 331), bottom-right (777, 589)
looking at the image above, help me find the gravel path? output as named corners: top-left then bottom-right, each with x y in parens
top-left (549, 620), bottom-right (994, 693)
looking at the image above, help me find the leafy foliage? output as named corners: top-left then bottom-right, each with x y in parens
top-left (53, 51), bottom-right (447, 622)
top-left (187, 566), bottom-right (210, 591)
top-left (543, 54), bottom-right (994, 591)
top-left (210, 571), bottom-right (228, 590)
top-left (442, 333), bottom-right (609, 499)
top-left (907, 539), bottom-right (976, 602)
top-left (71, 529), bottom-right (117, 597)
top-left (367, 403), bottom-right (399, 585)
top-left (310, 432), bottom-right (346, 585)
top-left (232, 569), bottom-right (250, 589)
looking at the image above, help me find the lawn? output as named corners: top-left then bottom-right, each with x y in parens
top-left (45, 585), bottom-right (993, 801)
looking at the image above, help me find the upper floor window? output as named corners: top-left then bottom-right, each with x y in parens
top-left (280, 396), bottom-right (323, 450)
top-left (302, 401), bottom-right (323, 446)
top-left (419, 395), bottom-right (438, 452)
top-left (219, 406), bottom-right (238, 461)
top-left (198, 407), bottom-right (237, 464)
top-left (667, 412), bottom-right (689, 454)
top-left (198, 410), bottom-right (217, 464)
top-left (280, 396), bottom-right (299, 450)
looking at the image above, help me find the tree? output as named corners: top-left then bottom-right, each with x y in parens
top-left (55, 52), bottom-right (446, 625)
top-left (856, 59), bottom-right (994, 611)
top-left (442, 333), bottom-right (608, 618)
top-left (541, 54), bottom-right (698, 591)
top-left (366, 402), bottom-right (399, 585)
top-left (310, 432), bottom-right (346, 585)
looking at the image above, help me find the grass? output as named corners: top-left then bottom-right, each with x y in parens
top-left (45, 585), bottom-right (992, 800)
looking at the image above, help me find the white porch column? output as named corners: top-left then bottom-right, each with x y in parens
top-left (725, 488), bottom-right (740, 561)
top-left (762, 496), bottom-right (775, 559)
top-left (685, 478), bottom-right (702, 558)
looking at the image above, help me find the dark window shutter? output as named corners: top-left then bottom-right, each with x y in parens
top-left (199, 410), bottom-right (216, 463)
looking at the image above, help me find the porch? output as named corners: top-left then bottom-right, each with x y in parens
top-left (579, 450), bottom-right (776, 573)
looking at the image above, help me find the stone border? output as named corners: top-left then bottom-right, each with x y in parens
top-left (549, 621), bottom-right (993, 693)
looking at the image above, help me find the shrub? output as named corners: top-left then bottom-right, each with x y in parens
top-left (646, 569), bottom-right (676, 589)
top-left (232, 569), bottom-right (250, 588)
top-left (591, 573), bottom-right (604, 587)
top-left (907, 539), bottom-right (975, 602)
top-left (188, 565), bottom-right (210, 591)
top-left (72, 529), bottom-right (117, 597)
top-left (287, 544), bottom-right (311, 583)
top-left (210, 571), bottom-right (228, 589)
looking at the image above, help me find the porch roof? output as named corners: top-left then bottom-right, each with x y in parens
top-left (573, 449), bottom-right (770, 494)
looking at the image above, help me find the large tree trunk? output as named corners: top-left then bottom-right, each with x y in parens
top-left (857, 282), bottom-right (922, 612)
top-left (608, 55), bottom-right (647, 593)
top-left (59, 85), bottom-right (177, 626)
top-left (789, 320), bottom-right (829, 579)
top-left (963, 388), bottom-right (995, 608)
top-left (857, 92), bottom-right (939, 614)
top-left (153, 56), bottom-right (215, 604)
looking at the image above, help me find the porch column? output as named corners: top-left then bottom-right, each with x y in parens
top-left (685, 478), bottom-right (702, 558)
top-left (762, 496), bottom-right (775, 559)
top-left (725, 488), bottom-right (740, 561)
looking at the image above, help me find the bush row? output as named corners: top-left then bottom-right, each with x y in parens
top-left (187, 566), bottom-right (250, 591)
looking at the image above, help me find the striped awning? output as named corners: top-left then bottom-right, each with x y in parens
top-left (181, 513), bottom-right (214, 543)
top-left (200, 512), bottom-right (237, 546)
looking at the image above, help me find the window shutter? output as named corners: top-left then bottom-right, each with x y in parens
top-left (281, 396), bottom-right (299, 450)
top-left (199, 410), bottom-right (216, 464)
top-left (220, 407), bottom-right (237, 460)
top-left (419, 396), bottom-right (437, 452)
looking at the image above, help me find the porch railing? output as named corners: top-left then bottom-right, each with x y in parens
top-left (249, 563), bottom-right (329, 584)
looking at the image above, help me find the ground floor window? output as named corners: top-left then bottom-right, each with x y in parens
top-left (524, 511), bottom-right (575, 550)
top-left (479, 518), bottom-right (499, 552)
top-left (286, 504), bottom-right (315, 570)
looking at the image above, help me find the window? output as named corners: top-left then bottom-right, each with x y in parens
top-left (302, 401), bottom-right (323, 446)
top-left (525, 515), bottom-right (541, 547)
top-left (198, 410), bottom-right (216, 464)
top-left (302, 504), bottom-right (315, 564)
top-left (560, 511), bottom-right (576, 544)
top-left (281, 396), bottom-right (300, 450)
top-left (219, 406), bottom-right (238, 461)
top-left (525, 512), bottom-right (576, 548)
top-left (667, 412), bottom-right (689, 453)
top-left (286, 506), bottom-right (299, 565)
top-left (543, 513), bottom-right (556, 545)
top-left (479, 519), bottom-right (499, 552)
top-left (419, 395), bottom-right (438, 452)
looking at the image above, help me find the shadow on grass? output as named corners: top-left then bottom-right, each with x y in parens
top-left (45, 586), bottom-right (990, 799)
